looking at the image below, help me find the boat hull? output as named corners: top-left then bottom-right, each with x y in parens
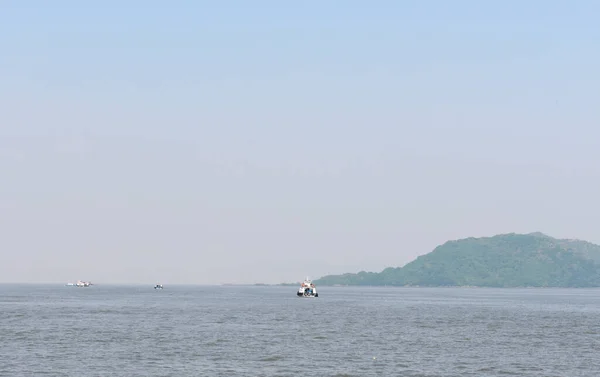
top-left (297, 290), bottom-right (318, 298)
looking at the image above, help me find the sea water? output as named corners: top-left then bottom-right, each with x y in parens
top-left (1, 284), bottom-right (599, 376)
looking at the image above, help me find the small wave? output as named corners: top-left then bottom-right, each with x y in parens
top-left (89, 309), bottom-right (120, 315)
top-left (498, 371), bottom-right (521, 375)
top-left (259, 355), bottom-right (284, 362)
top-left (205, 338), bottom-right (228, 346)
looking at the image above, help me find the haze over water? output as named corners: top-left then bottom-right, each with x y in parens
top-left (2, 284), bottom-right (599, 376)
top-left (2, 2), bottom-right (600, 285)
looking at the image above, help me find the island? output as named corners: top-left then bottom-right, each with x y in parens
top-left (313, 232), bottom-right (600, 288)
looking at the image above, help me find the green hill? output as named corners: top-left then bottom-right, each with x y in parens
top-left (314, 232), bottom-right (600, 287)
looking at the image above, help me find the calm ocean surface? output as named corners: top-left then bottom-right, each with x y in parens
top-left (1, 285), bottom-right (599, 377)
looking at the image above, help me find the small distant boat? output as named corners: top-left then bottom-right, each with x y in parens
top-left (297, 277), bottom-right (318, 298)
top-left (154, 284), bottom-right (163, 289)
top-left (66, 280), bottom-right (92, 287)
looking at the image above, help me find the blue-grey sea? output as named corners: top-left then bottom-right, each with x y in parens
top-left (1, 285), bottom-right (599, 376)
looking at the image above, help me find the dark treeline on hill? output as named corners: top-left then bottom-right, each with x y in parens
top-left (314, 232), bottom-right (600, 288)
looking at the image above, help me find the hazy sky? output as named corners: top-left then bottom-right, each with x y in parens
top-left (1, 1), bottom-right (599, 284)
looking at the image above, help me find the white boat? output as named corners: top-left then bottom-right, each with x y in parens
top-left (66, 280), bottom-right (92, 287)
top-left (154, 284), bottom-right (163, 289)
top-left (297, 277), bottom-right (318, 297)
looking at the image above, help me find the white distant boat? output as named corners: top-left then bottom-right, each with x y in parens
top-left (297, 277), bottom-right (318, 298)
top-left (154, 284), bottom-right (163, 289)
top-left (66, 280), bottom-right (92, 287)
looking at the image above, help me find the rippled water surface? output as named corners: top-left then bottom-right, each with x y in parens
top-left (2, 285), bottom-right (600, 376)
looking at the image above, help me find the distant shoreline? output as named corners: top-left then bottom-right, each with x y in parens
top-left (1, 282), bottom-right (599, 289)
top-left (311, 232), bottom-right (600, 288)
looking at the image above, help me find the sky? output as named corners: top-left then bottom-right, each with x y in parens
top-left (1, 1), bottom-right (599, 285)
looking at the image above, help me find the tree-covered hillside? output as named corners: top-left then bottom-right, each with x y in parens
top-left (314, 233), bottom-right (600, 287)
